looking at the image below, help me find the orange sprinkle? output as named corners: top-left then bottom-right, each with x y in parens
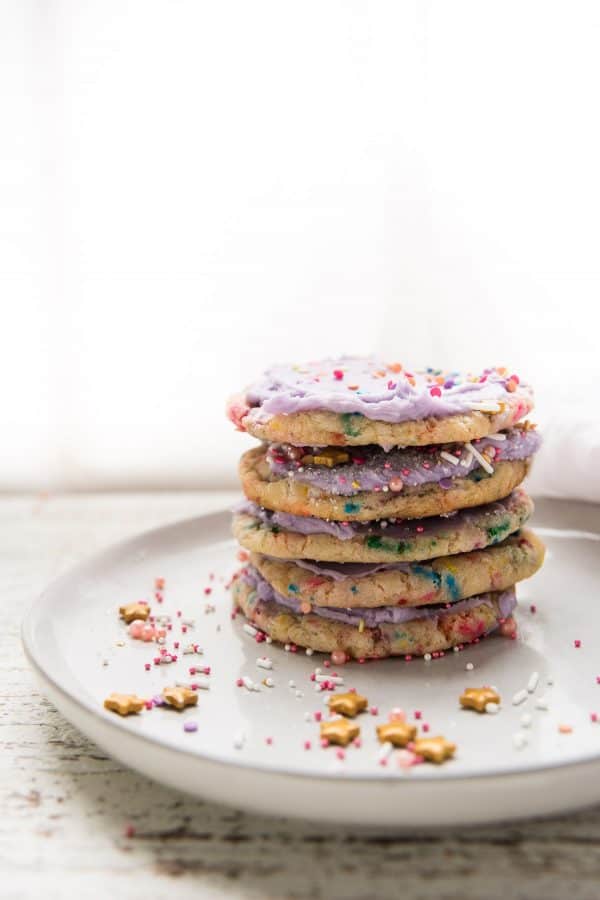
top-left (347, 385), bottom-right (359, 391)
top-left (387, 362), bottom-right (402, 373)
top-left (558, 724), bottom-right (573, 734)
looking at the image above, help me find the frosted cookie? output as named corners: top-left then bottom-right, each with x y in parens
top-left (248, 529), bottom-right (545, 609)
top-left (239, 447), bottom-right (535, 522)
top-left (232, 571), bottom-right (518, 659)
top-left (232, 488), bottom-right (534, 563)
top-left (228, 357), bottom-right (533, 448)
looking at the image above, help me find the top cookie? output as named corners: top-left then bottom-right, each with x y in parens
top-left (227, 357), bottom-right (533, 447)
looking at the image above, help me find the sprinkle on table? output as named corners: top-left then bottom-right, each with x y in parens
top-left (320, 717), bottom-right (360, 747)
top-left (328, 692), bottom-right (368, 718)
top-left (162, 686), bottom-right (198, 710)
top-left (103, 693), bottom-right (145, 716)
top-left (412, 736), bottom-right (456, 764)
top-left (376, 721), bottom-right (417, 747)
top-left (119, 602), bottom-right (150, 624)
top-left (460, 686), bottom-right (501, 713)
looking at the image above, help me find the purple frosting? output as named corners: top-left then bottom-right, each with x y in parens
top-left (245, 357), bottom-right (533, 424)
top-left (241, 565), bottom-right (516, 629)
top-left (267, 428), bottom-right (541, 496)
top-left (234, 490), bottom-right (528, 543)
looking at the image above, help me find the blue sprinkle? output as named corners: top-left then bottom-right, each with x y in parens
top-left (288, 583), bottom-right (299, 593)
top-left (344, 502), bottom-right (360, 514)
top-left (411, 565), bottom-right (441, 588)
top-left (443, 572), bottom-right (460, 601)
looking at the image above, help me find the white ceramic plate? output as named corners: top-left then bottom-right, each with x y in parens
top-left (22, 500), bottom-right (600, 828)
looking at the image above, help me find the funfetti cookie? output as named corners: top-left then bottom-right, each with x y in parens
top-left (232, 487), bottom-right (534, 564)
top-left (232, 570), bottom-right (519, 659)
top-left (248, 529), bottom-right (545, 610)
top-left (228, 357), bottom-right (533, 448)
top-left (239, 425), bottom-right (540, 522)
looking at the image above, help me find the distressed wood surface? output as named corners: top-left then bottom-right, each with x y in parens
top-left (2, 492), bottom-right (599, 900)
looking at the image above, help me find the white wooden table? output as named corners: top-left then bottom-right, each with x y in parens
top-left (3, 492), bottom-right (600, 900)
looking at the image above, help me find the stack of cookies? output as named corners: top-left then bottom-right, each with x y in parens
top-left (228, 357), bottom-right (544, 661)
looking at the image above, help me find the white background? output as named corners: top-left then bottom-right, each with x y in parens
top-left (2, 1), bottom-right (600, 496)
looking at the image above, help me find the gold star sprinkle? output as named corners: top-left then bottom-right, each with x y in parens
top-left (459, 686), bottom-right (501, 713)
top-left (119, 602), bottom-right (150, 624)
top-left (376, 721), bottom-right (417, 747)
top-left (413, 736), bottom-right (456, 764)
top-left (320, 718), bottom-right (360, 746)
top-left (328, 692), bottom-right (368, 718)
top-left (301, 450), bottom-right (349, 467)
top-left (162, 686), bottom-right (198, 710)
top-left (103, 693), bottom-right (145, 716)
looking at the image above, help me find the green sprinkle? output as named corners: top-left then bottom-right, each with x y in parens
top-left (350, 585), bottom-right (359, 594)
top-left (365, 535), bottom-right (411, 555)
top-left (486, 520), bottom-right (510, 543)
top-left (288, 583), bottom-right (299, 593)
top-left (340, 413), bottom-right (362, 437)
top-left (344, 502), bottom-right (361, 514)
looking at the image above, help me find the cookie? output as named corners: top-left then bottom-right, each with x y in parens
top-left (240, 445), bottom-right (532, 522)
top-left (228, 357), bottom-right (533, 447)
top-left (249, 528), bottom-right (545, 609)
top-left (232, 488), bottom-right (534, 563)
top-left (232, 574), bottom-right (518, 659)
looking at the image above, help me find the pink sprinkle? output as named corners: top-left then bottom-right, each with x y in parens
top-left (323, 660), bottom-right (331, 668)
top-left (320, 738), bottom-right (329, 748)
top-left (181, 625), bottom-right (187, 633)
top-left (430, 386), bottom-right (442, 397)
top-left (265, 737), bottom-right (273, 745)
top-left (591, 713), bottom-right (599, 723)
top-left (370, 706), bottom-right (379, 716)
top-left (530, 605), bottom-right (537, 614)
top-left (314, 711), bottom-right (322, 722)
top-left (404, 655), bottom-right (412, 662)
top-left (304, 740), bottom-right (311, 750)
top-left (184, 721), bottom-right (198, 733)
top-left (204, 587), bottom-right (212, 595)
top-left (596, 676), bottom-right (600, 685)
top-left (174, 641), bottom-right (179, 649)
top-left (310, 673), bottom-right (316, 681)
top-left (336, 749), bottom-right (345, 761)
top-left (124, 824), bottom-right (136, 838)
top-left (144, 663), bottom-right (151, 671)
top-left (353, 738), bottom-right (362, 748)
top-left (189, 667), bottom-right (196, 675)
top-left (333, 369), bottom-right (344, 380)
top-left (144, 700), bottom-right (153, 710)
top-left (574, 640), bottom-right (581, 648)
top-left (201, 666), bottom-right (211, 675)
top-left (414, 710), bottom-right (422, 720)
top-left (379, 758), bottom-right (388, 767)
top-left (176, 610), bottom-right (182, 617)
top-left (236, 678), bottom-right (243, 687)
top-left (422, 723), bottom-right (430, 733)
top-left (416, 526), bottom-right (424, 533)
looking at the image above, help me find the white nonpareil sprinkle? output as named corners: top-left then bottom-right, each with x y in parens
top-left (266, 636), bottom-right (273, 644)
top-left (295, 690), bottom-right (303, 699)
top-left (315, 668), bottom-right (322, 676)
top-left (453, 646), bottom-right (460, 653)
top-left (424, 653), bottom-right (432, 662)
top-left (488, 432), bottom-right (507, 441)
top-left (256, 657), bottom-right (273, 670)
top-left (465, 441), bottom-right (494, 475)
top-left (284, 644), bottom-right (291, 652)
top-left (262, 677), bottom-right (275, 688)
top-left (304, 712), bottom-right (312, 722)
top-left (288, 680), bottom-right (296, 689)
top-left (512, 689), bottom-right (528, 706)
top-left (520, 713), bottom-right (533, 728)
top-left (243, 624), bottom-right (258, 637)
top-left (466, 662), bottom-right (474, 671)
top-left (527, 671), bottom-right (540, 693)
top-left (233, 731), bottom-right (245, 750)
top-left (513, 732), bottom-right (528, 750)
top-left (485, 702), bottom-right (500, 715)
top-left (534, 696), bottom-right (549, 710)
top-left (440, 450), bottom-right (460, 466)
top-left (305, 648), bottom-right (314, 656)
top-left (377, 741), bottom-right (394, 762)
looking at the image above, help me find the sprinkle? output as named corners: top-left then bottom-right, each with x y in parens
top-left (466, 662), bottom-right (474, 671)
top-left (512, 689), bottom-right (528, 706)
top-left (440, 450), bottom-right (460, 465)
top-left (520, 713), bottom-right (533, 728)
top-left (183, 721), bottom-right (198, 733)
top-left (424, 653), bottom-right (432, 662)
top-left (288, 679), bottom-right (296, 688)
top-left (377, 741), bottom-right (394, 763)
top-left (465, 441), bottom-right (494, 475)
top-left (530, 604), bottom-right (537, 614)
top-left (305, 648), bottom-right (314, 657)
top-left (233, 731), bottom-right (245, 749)
top-left (265, 736), bottom-right (273, 745)
top-left (513, 732), bottom-right (528, 750)
top-left (241, 675), bottom-right (259, 692)
top-left (574, 639), bottom-right (581, 648)
top-left (256, 657), bottom-right (273, 670)
top-left (460, 451), bottom-right (474, 469)
top-left (430, 386), bottom-right (442, 397)
top-left (262, 677), bottom-right (274, 688)
top-left (527, 671), bottom-right (540, 693)
top-left (558, 724), bottom-right (573, 734)
top-left (333, 369), bottom-right (344, 380)
top-left (534, 696), bottom-right (549, 710)
top-left (487, 432), bottom-right (507, 441)
top-left (304, 740), bottom-right (312, 750)
top-left (485, 702), bottom-right (500, 715)
top-left (243, 624), bottom-right (258, 637)
top-left (591, 713), bottom-right (598, 723)
top-left (316, 674), bottom-right (344, 685)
